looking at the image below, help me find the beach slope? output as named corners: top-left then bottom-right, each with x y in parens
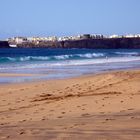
top-left (0, 70), bottom-right (140, 140)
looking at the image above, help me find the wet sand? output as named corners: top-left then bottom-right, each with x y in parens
top-left (0, 73), bottom-right (38, 77)
top-left (0, 70), bottom-right (140, 140)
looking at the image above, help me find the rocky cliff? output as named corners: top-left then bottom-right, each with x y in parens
top-left (60, 38), bottom-right (140, 49)
top-left (17, 37), bottom-right (140, 49)
top-left (0, 41), bottom-right (10, 48)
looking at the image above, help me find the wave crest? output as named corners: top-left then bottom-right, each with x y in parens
top-left (0, 53), bottom-right (105, 62)
top-left (115, 52), bottom-right (139, 56)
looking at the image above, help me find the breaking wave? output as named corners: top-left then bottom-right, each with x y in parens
top-left (115, 52), bottom-right (139, 56)
top-left (0, 53), bottom-right (105, 62)
top-left (1, 56), bottom-right (140, 70)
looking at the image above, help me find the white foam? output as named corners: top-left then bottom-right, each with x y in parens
top-left (1, 56), bottom-right (139, 70)
top-left (115, 52), bottom-right (139, 56)
top-left (77, 53), bottom-right (105, 58)
top-left (46, 56), bottom-right (140, 67)
top-left (0, 53), bottom-right (106, 62)
top-left (53, 55), bottom-right (71, 60)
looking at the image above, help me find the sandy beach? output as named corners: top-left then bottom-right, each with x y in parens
top-left (0, 69), bottom-right (140, 140)
top-left (0, 73), bottom-right (38, 77)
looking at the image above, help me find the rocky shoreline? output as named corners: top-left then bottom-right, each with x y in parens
top-left (15, 37), bottom-right (140, 49)
top-left (0, 41), bottom-right (10, 48)
top-left (1, 37), bottom-right (140, 49)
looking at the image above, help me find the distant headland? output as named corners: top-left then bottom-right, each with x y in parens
top-left (1, 34), bottom-right (140, 49)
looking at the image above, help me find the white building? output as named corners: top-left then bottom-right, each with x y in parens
top-left (109, 34), bottom-right (121, 38)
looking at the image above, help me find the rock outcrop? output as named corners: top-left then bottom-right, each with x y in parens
top-left (60, 38), bottom-right (140, 49)
top-left (0, 41), bottom-right (10, 48)
top-left (17, 38), bottom-right (140, 49)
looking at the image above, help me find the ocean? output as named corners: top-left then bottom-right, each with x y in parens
top-left (0, 48), bottom-right (140, 83)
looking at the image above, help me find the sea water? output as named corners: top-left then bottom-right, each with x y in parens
top-left (0, 48), bottom-right (140, 83)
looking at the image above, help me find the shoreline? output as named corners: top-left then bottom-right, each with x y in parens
top-left (0, 69), bottom-right (140, 139)
top-left (0, 67), bottom-right (140, 85)
top-left (0, 73), bottom-right (40, 77)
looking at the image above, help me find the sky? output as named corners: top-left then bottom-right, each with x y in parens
top-left (0, 0), bottom-right (140, 39)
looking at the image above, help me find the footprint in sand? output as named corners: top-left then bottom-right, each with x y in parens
top-left (20, 89), bottom-right (25, 91)
top-left (95, 100), bottom-right (98, 104)
top-left (19, 131), bottom-right (25, 135)
top-left (104, 96), bottom-right (109, 99)
top-left (81, 113), bottom-right (90, 117)
top-left (40, 108), bottom-right (45, 111)
top-left (16, 100), bottom-right (21, 103)
top-left (0, 123), bottom-right (4, 126)
top-left (105, 118), bottom-right (115, 121)
top-left (0, 136), bottom-right (10, 139)
top-left (63, 127), bottom-right (68, 130)
top-left (100, 112), bottom-right (105, 114)
top-left (130, 116), bottom-right (135, 119)
top-left (120, 110), bottom-right (125, 112)
top-left (49, 110), bottom-right (54, 112)
top-left (82, 104), bottom-right (87, 106)
top-left (6, 116), bottom-right (10, 118)
top-left (72, 124), bottom-right (79, 128)
top-left (30, 129), bottom-right (41, 135)
top-left (128, 108), bottom-right (134, 111)
top-left (61, 112), bottom-right (66, 114)
top-left (19, 129), bottom-right (26, 135)
top-left (33, 111), bottom-right (38, 114)
top-left (57, 116), bottom-right (63, 119)
top-left (21, 119), bottom-right (26, 122)
top-left (88, 86), bottom-right (92, 89)
top-left (41, 118), bottom-right (46, 121)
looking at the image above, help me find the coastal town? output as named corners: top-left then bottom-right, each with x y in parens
top-left (7, 34), bottom-right (140, 47)
top-left (0, 34), bottom-right (140, 49)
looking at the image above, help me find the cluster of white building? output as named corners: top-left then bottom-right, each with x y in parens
top-left (109, 34), bottom-right (140, 38)
top-left (7, 34), bottom-right (105, 44)
top-left (8, 36), bottom-right (57, 44)
top-left (7, 34), bottom-right (140, 45)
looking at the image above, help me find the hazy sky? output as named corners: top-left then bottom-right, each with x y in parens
top-left (0, 0), bottom-right (140, 39)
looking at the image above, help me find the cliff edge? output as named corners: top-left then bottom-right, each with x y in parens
top-left (17, 38), bottom-right (140, 49)
top-left (0, 41), bottom-right (10, 48)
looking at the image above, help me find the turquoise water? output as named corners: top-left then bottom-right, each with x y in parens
top-left (0, 48), bottom-right (140, 83)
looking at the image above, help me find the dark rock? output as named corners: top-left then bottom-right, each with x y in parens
top-left (0, 41), bottom-right (10, 48)
top-left (17, 37), bottom-right (140, 49)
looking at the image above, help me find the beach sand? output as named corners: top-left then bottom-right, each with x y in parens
top-left (0, 70), bottom-right (140, 140)
top-left (0, 73), bottom-right (41, 77)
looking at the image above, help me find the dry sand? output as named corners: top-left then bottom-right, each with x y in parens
top-left (0, 70), bottom-right (140, 140)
